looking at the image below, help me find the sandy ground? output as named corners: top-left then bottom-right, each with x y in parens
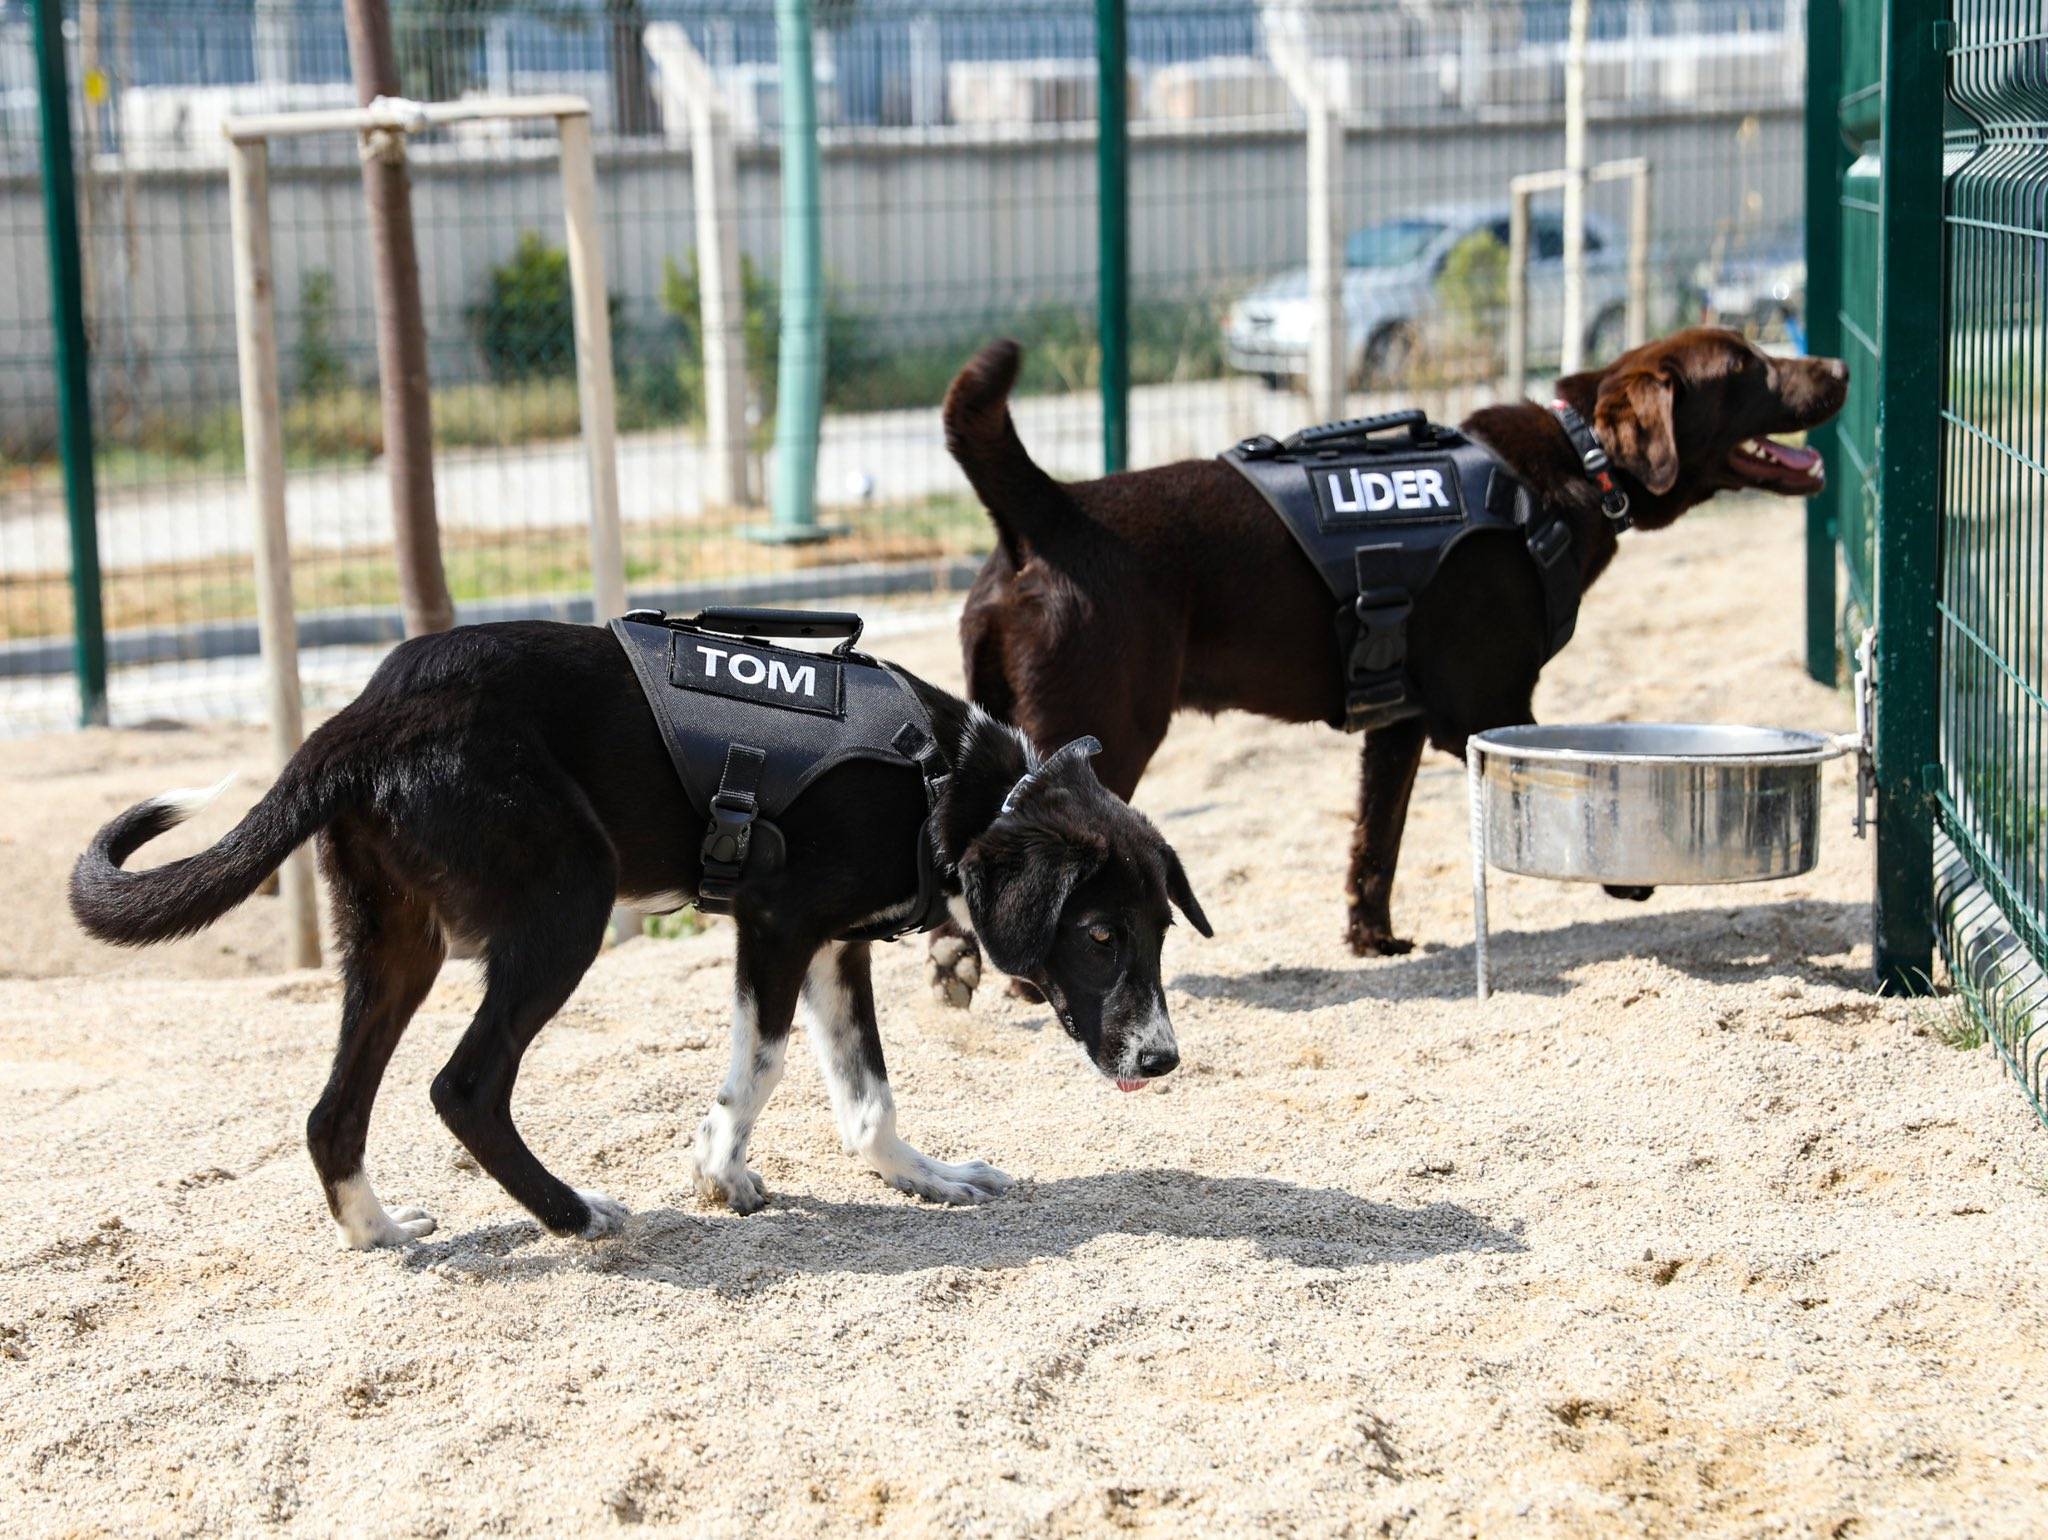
top-left (2, 498), bottom-right (2045, 1537)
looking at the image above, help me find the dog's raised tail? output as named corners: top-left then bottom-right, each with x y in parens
top-left (944, 340), bottom-right (1070, 561)
top-left (71, 752), bottom-right (337, 947)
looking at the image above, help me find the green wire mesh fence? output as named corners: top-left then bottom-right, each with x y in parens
top-left (1827, 1), bottom-right (1884, 634)
top-left (1933, 0), bottom-right (2048, 1123)
top-left (4, 0), bottom-right (1811, 732)
top-left (1811, 0), bottom-right (2047, 1120)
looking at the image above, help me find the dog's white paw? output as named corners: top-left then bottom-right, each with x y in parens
top-left (333, 1176), bottom-right (436, 1249)
top-left (694, 1162), bottom-right (768, 1215)
top-left (576, 1189), bottom-right (630, 1239)
top-left (927, 932), bottom-right (982, 1011)
top-left (882, 1153), bottom-right (1013, 1206)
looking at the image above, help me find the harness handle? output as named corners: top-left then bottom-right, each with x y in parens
top-left (1288, 409), bottom-right (1430, 450)
top-left (684, 607), bottom-right (865, 650)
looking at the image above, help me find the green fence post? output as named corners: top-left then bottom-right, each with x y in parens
top-left (760, 0), bottom-right (836, 543)
top-left (1096, 0), bottom-right (1128, 476)
top-left (1803, 0), bottom-right (1845, 685)
top-left (32, 0), bottom-right (108, 726)
top-left (1870, 0), bottom-right (1946, 993)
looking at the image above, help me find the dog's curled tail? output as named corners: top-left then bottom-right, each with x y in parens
top-left (943, 339), bottom-right (1069, 561)
top-left (71, 749), bottom-right (338, 947)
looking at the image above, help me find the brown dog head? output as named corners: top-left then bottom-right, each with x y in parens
top-left (1578, 327), bottom-right (1848, 529)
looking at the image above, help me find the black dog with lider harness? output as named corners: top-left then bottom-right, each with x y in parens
top-left (1222, 405), bottom-right (1631, 732)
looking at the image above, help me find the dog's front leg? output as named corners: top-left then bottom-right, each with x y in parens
top-left (803, 940), bottom-right (1013, 1205)
top-left (1347, 717), bottom-right (1429, 956)
top-left (692, 930), bottom-right (802, 1214)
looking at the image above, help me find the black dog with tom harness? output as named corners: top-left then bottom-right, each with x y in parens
top-left (609, 607), bottom-right (953, 941)
top-left (1221, 404), bottom-right (1629, 732)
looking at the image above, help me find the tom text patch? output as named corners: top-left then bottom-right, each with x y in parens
top-left (669, 637), bottom-right (844, 717)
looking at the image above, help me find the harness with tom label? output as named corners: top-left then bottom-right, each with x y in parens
top-left (609, 607), bottom-right (951, 941)
top-left (1220, 408), bottom-right (1592, 732)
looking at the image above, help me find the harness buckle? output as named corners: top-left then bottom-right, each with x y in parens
top-left (698, 742), bottom-right (767, 912)
top-left (697, 796), bottom-right (755, 909)
top-left (1233, 433), bottom-right (1282, 461)
top-left (704, 796), bottom-right (754, 868)
top-left (1528, 518), bottom-right (1571, 568)
top-left (1352, 588), bottom-right (1412, 676)
top-left (1345, 680), bottom-right (1420, 732)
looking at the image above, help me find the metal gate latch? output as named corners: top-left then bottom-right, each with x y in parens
top-left (1842, 628), bottom-right (1877, 840)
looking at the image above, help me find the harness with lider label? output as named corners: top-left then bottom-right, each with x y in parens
top-left (609, 607), bottom-right (951, 941)
top-left (1220, 408), bottom-right (1585, 732)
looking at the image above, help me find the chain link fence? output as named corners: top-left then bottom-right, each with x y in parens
top-left (2, 0), bottom-right (1807, 732)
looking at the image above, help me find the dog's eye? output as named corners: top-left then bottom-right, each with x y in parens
top-left (1088, 925), bottom-right (1114, 947)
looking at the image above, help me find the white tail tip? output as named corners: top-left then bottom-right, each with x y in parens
top-left (154, 772), bottom-right (237, 824)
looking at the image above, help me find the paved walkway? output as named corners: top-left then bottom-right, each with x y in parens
top-left (1, 377), bottom-right (1337, 574)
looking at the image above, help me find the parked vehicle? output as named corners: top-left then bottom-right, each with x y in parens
top-left (1689, 226), bottom-right (1805, 348)
top-left (1222, 202), bottom-right (1632, 389)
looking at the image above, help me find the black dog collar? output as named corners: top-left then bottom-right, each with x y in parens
top-left (1549, 400), bottom-right (1632, 532)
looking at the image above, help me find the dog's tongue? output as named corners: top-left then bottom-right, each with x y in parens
top-left (1731, 434), bottom-right (1826, 491)
top-left (1115, 1078), bottom-right (1146, 1093)
top-left (1746, 437), bottom-right (1821, 471)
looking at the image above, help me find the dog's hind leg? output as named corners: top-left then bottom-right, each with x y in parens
top-left (691, 927), bottom-right (803, 1215)
top-left (803, 941), bottom-right (1012, 1205)
top-left (427, 801), bottom-right (624, 1240)
top-left (1347, 717), bottom-right (1429, 957)
top-left (308, 821), bottom-right (446, 1248)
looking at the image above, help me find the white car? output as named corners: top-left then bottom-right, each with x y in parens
top-left (1223, 202), bottom-right (1633, 388)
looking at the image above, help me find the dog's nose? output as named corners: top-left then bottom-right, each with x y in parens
top-left (1137, 1045), bottom-right (1179, 1078)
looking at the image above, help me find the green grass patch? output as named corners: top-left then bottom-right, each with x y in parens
top-left (1934, 993), bottom-right (1989, 1052)
top-left (641, 909), bottom-right (712, 942)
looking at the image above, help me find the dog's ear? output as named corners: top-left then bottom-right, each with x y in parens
top-left (1593, 367), bottom-right (1679, 495)
top-left (1162, 844), bottom-right (1213, 938)
top-left (959, 823), bottom-right (1097, 978)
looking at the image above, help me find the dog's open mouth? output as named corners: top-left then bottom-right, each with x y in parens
top-left (1728, 435), bottom-right (1825, 494)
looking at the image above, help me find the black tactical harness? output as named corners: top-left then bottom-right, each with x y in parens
top-left (609, 607), bottom-right (953, 942)
top-left (1221, 408), bottom-right (1597, 732)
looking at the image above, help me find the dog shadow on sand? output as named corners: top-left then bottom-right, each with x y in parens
top-left (402, 1168), bottom-right (1522, 1288)
top-left (1174, 897), bottom-right (1871, 1012)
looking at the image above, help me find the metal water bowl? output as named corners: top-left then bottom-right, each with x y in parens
top-left (1464, 723), bottom-right (1858, 998)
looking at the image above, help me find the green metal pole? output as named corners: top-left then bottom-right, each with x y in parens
top-left (1802, 0), bottom-right (1844, 686)
top-left (1096, 0), bottom-right (1128, 475)
top-left (1870, 0), bottom-right (1946, 993)
top-left (32, 0), bottom-right (108, 726)
top-left (762, 0), bottom-right (833, 543)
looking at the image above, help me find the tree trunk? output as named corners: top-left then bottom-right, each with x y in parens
top-left (343, 0), bottom-right (454, 636)
top-left (608, 0), bottom-right (660, 138)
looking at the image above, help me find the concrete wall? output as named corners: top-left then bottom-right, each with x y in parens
top-left (0, 106), bottom-right (1799, 444)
